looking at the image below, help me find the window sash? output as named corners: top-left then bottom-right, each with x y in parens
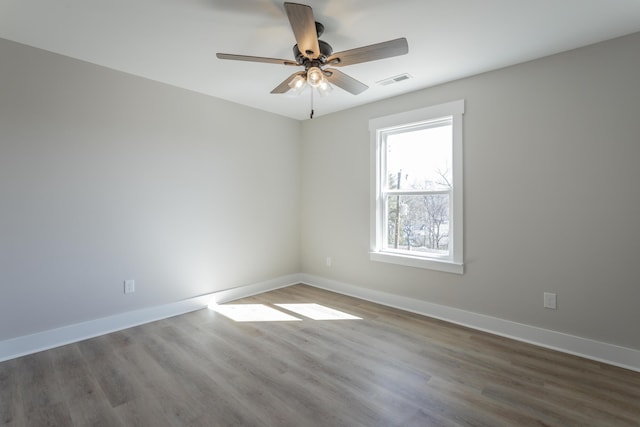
top-left (380, 191), bottom-right (453, 259)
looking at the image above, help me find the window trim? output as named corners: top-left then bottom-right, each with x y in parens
top-left (369, 100), bottom-right (464, 274)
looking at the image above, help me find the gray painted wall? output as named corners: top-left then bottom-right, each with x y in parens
top-left (0, 39), bottom-right (301, 341)
top-left (300, 32), bottom-right (640, 350)
top-left (2, 32), bottom-right (639, 352)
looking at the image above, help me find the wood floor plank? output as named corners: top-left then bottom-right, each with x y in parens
top-left (151, 323), bottom-right (303, 426)
top-left (123, 322), bottom-right (262, 426)
top-left (174, 317), bottom-right (376, 426)
top-left (113, 334), bottom-right (209, 426)
top-left (75, 335), bottom-right (137, 409)
top-left (111, 395), bottom-right (172, 427)
top-left (153, 322), bottom-right (301, 425)
top-left (49, 344), bottom-right (125, 427)
top-left (0, 359), bottom-right (24, 426)
top-left (14, 351), bottom-right (74, 427)
top-left (1, 283), bottom-right (639, 426)
top-left (231, 318), bottom-right (413, 425)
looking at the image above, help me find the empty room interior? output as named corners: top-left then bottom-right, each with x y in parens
top-left (1, 1), bottom-right (640, 426)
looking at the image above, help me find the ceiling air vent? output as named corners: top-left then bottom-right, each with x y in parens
top-left (377, 73), bottom-right (412, 86)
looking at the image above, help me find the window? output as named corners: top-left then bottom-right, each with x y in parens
top-left (369, 100), bottom-right (464, 274)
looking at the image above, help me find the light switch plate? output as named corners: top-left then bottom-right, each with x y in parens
top-left (544, 292), bottom-right (557, 309)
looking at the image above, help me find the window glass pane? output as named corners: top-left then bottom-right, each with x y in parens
top-left (385, 194), bottom-right (450, 255)
top-left (385, 122), bottom-right (452, 191)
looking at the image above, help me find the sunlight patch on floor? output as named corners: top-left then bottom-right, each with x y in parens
top-left (211, 304), bottom-right (302, 322)
top-left (208, 302), bottom-right (362, 322)
top-left (275, 303), bottom-right (362, 320)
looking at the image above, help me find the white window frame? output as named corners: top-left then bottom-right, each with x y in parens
top-left (369, 100), bottom-right (464, 274)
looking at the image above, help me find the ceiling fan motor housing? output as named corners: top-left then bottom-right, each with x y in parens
top-left (293, 39), bottom-right (333, 63)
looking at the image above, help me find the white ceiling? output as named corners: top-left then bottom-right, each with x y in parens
top-left (2, 1), bottom-right (640, 120)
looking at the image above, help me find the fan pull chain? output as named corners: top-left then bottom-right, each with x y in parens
top-left (310, 87), bottom-right (314, 119)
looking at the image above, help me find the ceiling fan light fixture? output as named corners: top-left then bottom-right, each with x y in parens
top-left (317, 79), bottom-right (333, 97)
top-left (288, 74), bottom-right (306, 90)
top-left (306, 67), bottom-right (324, 87)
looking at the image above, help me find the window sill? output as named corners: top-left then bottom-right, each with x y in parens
top-left (369, 251), bottom-right (464, 274)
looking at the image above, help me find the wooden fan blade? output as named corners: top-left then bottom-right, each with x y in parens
top-left (325, 68), bottom-right (368, 95)
top-left (327, 38), bottom-right (408, 67)
top-left (271, 71), bottom-right (305, 94)
top-left (284, 2), bottom-right (320, 60)
top-left (216, 53), bottom-right (298, 66)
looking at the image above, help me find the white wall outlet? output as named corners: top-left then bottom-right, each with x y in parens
top-left (124, 279), bottom-right (135, 294)
top-left (326, 257), bottom-right (332, 267)
top-left (544, 292), bottom-right (557, 309)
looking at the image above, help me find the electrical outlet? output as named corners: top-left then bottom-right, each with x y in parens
top-left (124, 279), bottom-right (135, 294)
top-left (544, 292), bottom-right (557, 309)
top-left (326, 257), bottom-right (332, 267)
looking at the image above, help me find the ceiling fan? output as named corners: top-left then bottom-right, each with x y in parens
top-left (216, 2), bottom-right (409, 117)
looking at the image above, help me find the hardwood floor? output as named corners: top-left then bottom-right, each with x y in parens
top-left (1, 284), bottom-right (639, 426)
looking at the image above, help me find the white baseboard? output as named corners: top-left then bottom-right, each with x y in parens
top-left (300, 274), bottom-right (640, 373)
top-left (0, 274), bottom-right (300, 363)
top-left (4, 272), bottom-right (638, 373)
